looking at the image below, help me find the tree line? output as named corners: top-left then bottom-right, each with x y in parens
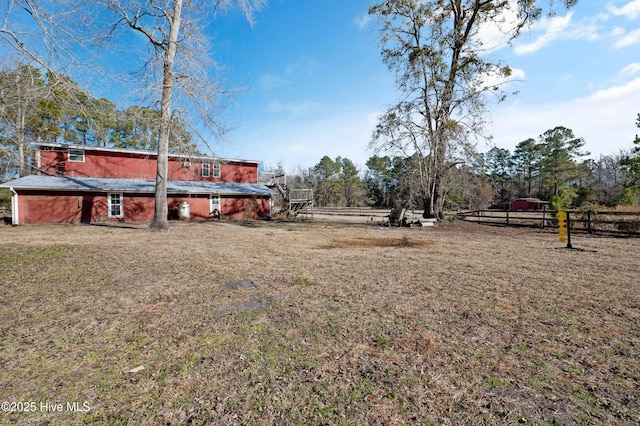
top-left (0, 64), bottom-right (199, 179)
top-left (4, 1), bottom-right (639, 219)
top-left (284, 122), bottom-right (640, 211)
top-left (2, 60), bottom-right (639, 212)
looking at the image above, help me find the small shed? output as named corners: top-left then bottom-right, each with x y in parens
top-left (509, 198), bottom-right (549, 211)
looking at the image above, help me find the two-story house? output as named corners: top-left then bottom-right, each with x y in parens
top-left (0, 143), bottom-right (274, 225)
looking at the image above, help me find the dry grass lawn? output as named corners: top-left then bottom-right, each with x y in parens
top-left (1, 218), bottom-right (639, 425)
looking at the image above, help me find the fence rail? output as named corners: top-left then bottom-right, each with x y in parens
top-left (311, 207), bottom-right (391, 217)
top-left (458, 209), bottom-right (640, 236)
top-left (0, 206), bottom-right (10, 215)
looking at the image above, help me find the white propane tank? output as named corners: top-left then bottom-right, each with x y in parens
top-left (178, 202), bottom-right (190, 220)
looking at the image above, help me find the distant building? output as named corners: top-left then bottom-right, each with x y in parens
top-left (0, 143), bottom-right (275, 225)
top-left (507, 198), bottom-right (549, 211)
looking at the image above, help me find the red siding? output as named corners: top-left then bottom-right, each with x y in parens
top-left (38, 147), bottom-right (258, 183)
top-left (511, 200), bottom-right (545, 211)
top-left (15, 191), bottom-right (270, 224)
top-left (221, 197), bottom-right (271, 219)
top-left (17, 191), bottom-right (106, 224)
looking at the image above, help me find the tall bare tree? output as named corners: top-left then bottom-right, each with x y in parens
top-left (0, 64), bottom-right (45, 176)
top-left (369, 0), bottom-right (577, 220)
top-left (104, 0), bottom-right (265, 230)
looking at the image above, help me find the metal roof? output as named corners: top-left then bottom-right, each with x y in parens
top-left (35, 143), bottom-right (262, 165)
top-left (0, 175), bottom-right (275, 196)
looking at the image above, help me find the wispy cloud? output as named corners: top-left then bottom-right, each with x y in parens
top-left (267, 99), bottom-right (319, 115)
top-left (259, 74), bottom-right (290, 90)
top-left (514, 13), bottom-right (574, 54)
top-left (608, 0), bottom-right (640, 20)
top-left (285, 56), bottom-right (317, 76)
top-left (615, 27), bottom-right (640, 47)
top-left (476, 0), bottom-right (518, 52)
top-left (354, 13), bottom-right (372, 30)
top-left (621, 62), bottom-right (640, 76)
top-left (586, 76), bottom-right (640, 101)
top-left (491, 77), bottom-right (640, 156)
top-left (478, 67), bottom-right (526, 91)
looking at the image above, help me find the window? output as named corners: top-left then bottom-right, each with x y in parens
top-left (202, 163), bottom-right (210, 177)
top-left (108, 193), bottom-right (123, 218)
top-left (68, 149), bottom-right (85, 162)
top-left (210, 195), bottom-right (221, 216)
top-left (213, 163), bottom-right (221, 178)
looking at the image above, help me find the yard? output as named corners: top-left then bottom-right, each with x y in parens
top-left (1, 218), bottom-right (639, 425)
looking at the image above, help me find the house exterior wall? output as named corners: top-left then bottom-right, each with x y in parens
top-left (221, 196), bottom-right (271, 219)
top-left (14, 190), bottom-right (271, 224)
top-left (16, 190), bottom-right (108, 224)
top-left (38, 146), bottom-right (258, 183)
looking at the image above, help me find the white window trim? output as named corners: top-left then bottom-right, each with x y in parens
top-left (108, 193), bottom-right (124, 218)
top-left (213, 163), bottom-right (221, 178)
top-left (210, 194), bottom-right (221, 215)
top-left (68, 149), bottom-right (85, 162)
top-left (202, 162), bottom-right (210, 177)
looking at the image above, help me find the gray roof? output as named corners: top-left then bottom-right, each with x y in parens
top-left (0, 175), bottom-right (275, 196)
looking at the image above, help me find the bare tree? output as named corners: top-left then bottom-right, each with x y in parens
top-left (104, 0), bottom-right (265, 231)
top-left (0, 1), bottom-right (115, 173)
top-left (0, 63), bottom-right (45, 176)
top-left (369, 0), bottom-right (577, 220)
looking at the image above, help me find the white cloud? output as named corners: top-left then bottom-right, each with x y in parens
top-left (615, 27), bottom-right (640, 47)
top-left (621, 62), bottom-right (640, 76)
top-left (285, 56), bottom-right (317, 76)
top-left (611, 26), bottom-right (626, 36)
top-left (608, 0), bottom-right (640, 20)
top-left (288, 142), bottom-right (320, 156)
top-left (586, 76), bottom-right (640, 101)
top-left (267, 99), bottom-right (319, 115)
top-left (224, 108), bottom-right (382, 172)
top-left (354, 13), bottom-right (372, 29)
top-left (490, 77), bottom-right (640, 157)
top-left (259, 74), bottom-right (289, 90)
top-left (514, 13), bottom-right (574, 54)
top-left (478, 67), bottom-right (526, 91)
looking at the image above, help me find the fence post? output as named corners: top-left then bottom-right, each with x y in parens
top-left (587, 211), bottom-right (592, 234)
top-left (542, 210), bottom-right (546, 229)
top-left (506, 209), bottom-right (509, 227)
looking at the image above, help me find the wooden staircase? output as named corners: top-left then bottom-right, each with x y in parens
top-left (263, 174), bottom-right (313, 217)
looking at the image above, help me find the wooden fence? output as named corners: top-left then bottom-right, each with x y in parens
top-left (311, 207), bottom-right (400, 217)
top-left (457, 209), bottom-right (640, 236)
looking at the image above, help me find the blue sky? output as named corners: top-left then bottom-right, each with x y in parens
top-left (206, 0), bottom-right (640, 172)
top-left (2, 0), bottom-right (639, 173)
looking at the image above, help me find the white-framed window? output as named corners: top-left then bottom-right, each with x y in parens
top-left (202, 163), bottom-right (211, 177)
top-left (213, 163), bottom-right (221, 178)
top-left (210, 195), bottom-right (221, 216)
top-left (108, 193), bottom-right (124, 218)
top-left (68, 149), bottom-right (85, 162)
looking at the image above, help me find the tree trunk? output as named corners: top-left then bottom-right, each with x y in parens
top-left (149, 0), bottom-right (183, 231)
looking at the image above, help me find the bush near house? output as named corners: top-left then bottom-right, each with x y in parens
top-left (0, 187), bottom-right (11, 208)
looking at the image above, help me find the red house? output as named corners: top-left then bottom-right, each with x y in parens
top-left (0, 143), bottom-right (274, 225)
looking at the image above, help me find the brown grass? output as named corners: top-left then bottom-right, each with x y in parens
top-left (1, 218), bottom-right (639, 425)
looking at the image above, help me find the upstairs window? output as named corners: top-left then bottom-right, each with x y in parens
top-left (213, 163), bottom-right (221, 178)
top-left (68, 149), bottom-right (85, 162)
top-left (202, 163), bottom-right (210, 177)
